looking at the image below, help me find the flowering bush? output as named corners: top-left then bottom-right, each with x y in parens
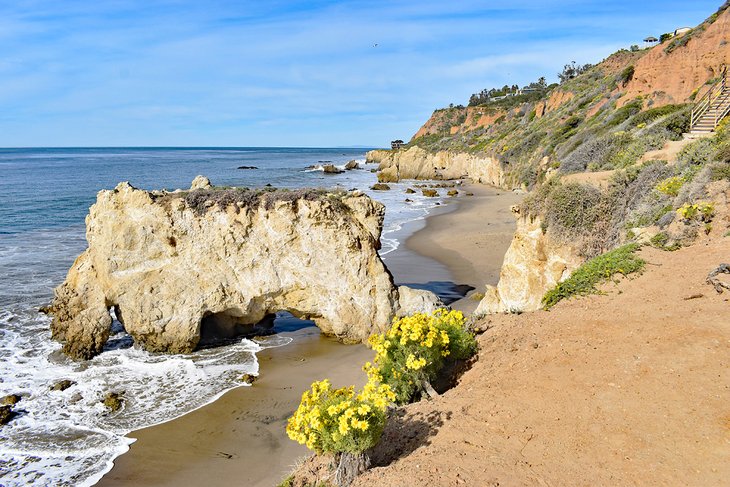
top-left (655, 176), bottom-right (684, 196)
top-left (677, 202), bottom-right (714, 222)
top-left (285, 379), bottom-right (395, 455)
top-left (365, 309), bottom-right (477, 404)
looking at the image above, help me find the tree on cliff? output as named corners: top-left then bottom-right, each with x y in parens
top-left (558, 61), bottom-right (592, 83)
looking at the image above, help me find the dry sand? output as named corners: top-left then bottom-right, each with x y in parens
top-left (96, 183), bottom-right (522, 487)
top-left (404, 184), bottom-right (523, 313)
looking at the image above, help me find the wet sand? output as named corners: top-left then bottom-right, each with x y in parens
top-left (98, 327), bottom-right (372, 487)
top-left (96, 182), bottom-right (523, 487)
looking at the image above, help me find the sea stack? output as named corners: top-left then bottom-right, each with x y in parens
top-left (45, 178), bottom-right (440, 360)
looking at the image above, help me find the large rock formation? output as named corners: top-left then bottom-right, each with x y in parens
top-left (46, 179), bottom-right (436, 360)
top-left (475, 207), bottom-right (583, 314)
top-left (366, 146), bottom-right (505, 187)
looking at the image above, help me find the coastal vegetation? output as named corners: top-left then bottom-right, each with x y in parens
top-left (364, 309), bottom-right (476, 404)
top-left (156, 187), bottom-right (350, 215)
top-left (284, 310), bottom-right (477, 486)
top-left (541, 243), bottom-right (645, 309)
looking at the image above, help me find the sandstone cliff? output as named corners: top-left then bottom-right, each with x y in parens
top-left (620, 3), bottom-right (730, 105)
top-left (366, 146), bottom-right (506, 187)
top-left (475, 207), bottom-right (582, 314)
top-left (46, 179), bottom-right (440, 360)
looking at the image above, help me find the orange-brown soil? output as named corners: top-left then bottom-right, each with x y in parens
top-left (292, 238), bottom-right (730, 486)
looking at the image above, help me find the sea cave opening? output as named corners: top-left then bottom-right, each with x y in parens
top-left (102, 304), bottom-right (134, 352)
top-left (196, 308), bottom-right (317, 350)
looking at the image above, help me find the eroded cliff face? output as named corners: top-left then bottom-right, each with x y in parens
top-left (620, 5), bottom-right (730, 105)
top-left (46, 180), bottom-right (428, 360)
top-left (366, 146), bottom-right (506, 188)
top-left (475, 208), bottom-right (582, 314)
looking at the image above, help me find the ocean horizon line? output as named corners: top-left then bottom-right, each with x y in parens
top-left (0, 145), bottom-right (380, 150)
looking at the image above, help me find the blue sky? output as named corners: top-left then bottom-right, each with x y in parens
top-left (0, 0), bottom-right (721, 147)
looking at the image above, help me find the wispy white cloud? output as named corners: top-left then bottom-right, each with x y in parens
top-left (0, 0), bottom-right (721, 146)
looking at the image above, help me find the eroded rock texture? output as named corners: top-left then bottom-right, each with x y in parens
top-left (47, 179), bottom-right (415, 359)
top-left (476, 207), bottom-right (582, 314)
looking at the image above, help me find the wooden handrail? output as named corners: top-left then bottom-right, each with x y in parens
top-left (715, 92), bottom-right (730, 127)
top-left (691, 65), bottom-right (728, 130)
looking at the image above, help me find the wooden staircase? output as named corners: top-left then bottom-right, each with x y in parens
top-left (688, 66), bottom-right (730, 138)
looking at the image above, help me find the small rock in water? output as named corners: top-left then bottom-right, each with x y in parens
top-left (237, 166), bottom-right (258, 170)
top-left (50, 380), bottom-right (76, 392)
top-left (322, 164), bottom-right (344, 174)
top-left (371, 183), bottom-right (391, 191)
top-left (405, 198), bottom-right (413, 203)
top-left (422, 189), bottom-right (439, 197)
top-left (465, 192), bottom-right (474, 196)
top-left (344, 160), bottom-right (359, 170)
top-left (1, 394), bottom-right (21, 406)
top-left (405, 188), bottom-right (416, 194)
top-left (447, 189), bottom-right (459, 197)
top-left (102, 392), bottom-right (125, 412)
top-left (0, 405), bottom-right (16, 426)
top-left (240, 374), bottom-right (258, 385)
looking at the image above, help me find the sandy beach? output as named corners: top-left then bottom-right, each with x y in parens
top-left (96, 182), bottom-right (522, 487)
top-left (404, 183), bottom-right (523, 313)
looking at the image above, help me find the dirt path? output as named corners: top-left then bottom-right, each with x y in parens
top-left (353, 239), bottom-right (730, 486)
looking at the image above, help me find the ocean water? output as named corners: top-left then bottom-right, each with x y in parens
top-left (0, 147), bottom-right (445, 486)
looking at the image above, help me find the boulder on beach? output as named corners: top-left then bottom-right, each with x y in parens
top-left (45, 178), bottom-right (404, 359)
top-left (422, 189), bottom-right (439, 197)
top-left (240, 374), bottom-right (258, 385)
top-left (371, 183), bottom-right (391, 191)
top-left (396, 286), bottom-right (445, 317)
top-left (405, 188), bottom-right (416, 194)
top-left (447, 189), bottom-right (459, 197)
top-left (345, 160), bottom-right (359, 170)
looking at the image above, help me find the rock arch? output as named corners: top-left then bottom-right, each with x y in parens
top-left (45, 180), bottom-right (437, 360)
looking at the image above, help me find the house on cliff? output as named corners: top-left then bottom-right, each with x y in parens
top-left (391, 140), bottom-right (404, 150)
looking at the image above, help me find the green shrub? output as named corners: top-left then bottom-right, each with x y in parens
top-left (677, 138), bottom-right (714, 166)
top-left (657, 107), bottom-right (692, 138)
top-left (607, 99), bottom-right (643, 127)
top-left (710, 163), bottom-right (730, 180)
top-left (629, 104), bottom-right (686, 128)
top-left (365, 310), bottom-right (477, 404)
top-left (656, 176), bottom-right (684, 196)
top-left (650, 232), bottom-right (681, 251)
top-left (542, 244), bottom-right (645, 309)
top-left (543, 182), bottom-right (603, 236)
top-left (714, 143), bottom-right (730, 164)
top-left (618, 65), bottom-right (635, 86)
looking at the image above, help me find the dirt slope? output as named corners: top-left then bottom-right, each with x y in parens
top-left (621, 3), bottom-right (730, 105)
top-left (354, 239), bottom-right (730, 487)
